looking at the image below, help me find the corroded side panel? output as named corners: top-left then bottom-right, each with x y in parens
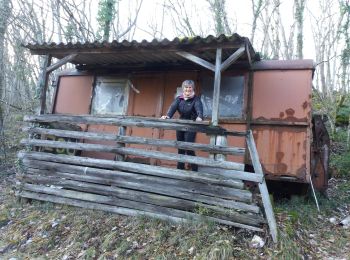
top-left (252, 70), bottom-right (312, 122)
top-left (251, 69), bottom-right (312, 181)
top-left (251, 126), bottom-right (309, 181)
top-left (53, 76), bottom-right (93, 115)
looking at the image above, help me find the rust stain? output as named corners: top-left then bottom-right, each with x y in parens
top-left (276, 151), bottom-right (284, 161)
top-left (285, 108), bottom-right (295, 117)
top-left (302, 101), bottom-right (308, 109)
top-left (275, 151), bottom-right (287, 173)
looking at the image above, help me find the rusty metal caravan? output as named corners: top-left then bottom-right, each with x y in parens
top-left (17, 34), bottom-right (330, 242)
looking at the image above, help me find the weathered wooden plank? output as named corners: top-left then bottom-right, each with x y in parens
top-left (247, 130), bottom-right (278, 243)
top-left (46, 54), bottom-right (78, 73)
top-left (20, 174), bottom-right (260, 213)
top-left (20, 181), bottom-right (263, 227)
top-left (220, 45), bottom-right (245, 72)
top-left (18, 190), bottom-right (185, 223)
top-left (25, 161), bottom-right (252, 202)
top-left (23, 160), bottom-right (252, 202)
top-left (115, 126), bottom-right (126, 161)
top-left (176, 51), bottom-right (215, 72)
top-left (212, 48), bottom-right (222, 126)
top-left (24, 114), bottom-right (227, 135)
top-left (23, 127), bottom-right (246, 156)
top-left (17, 189), bottom-right (264, 231)
top-left (38, 55), bottom-right (52, 114)
top-left (21, 138), bottom-right (246, 171)
top-left (19, 151), bottom-right (262, 184)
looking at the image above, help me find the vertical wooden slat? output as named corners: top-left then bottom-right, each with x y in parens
top-left (246, 130), bottom-right (278, 243)
top-left (39, 55), bottom-right (52, 114)
top-left (211, 48), bottom-right (222, 126)
top-left (115, 126), bottom-right (126, 161)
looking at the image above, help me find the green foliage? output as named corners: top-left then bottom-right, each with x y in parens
top-left (96, 0), bottom-right (117, 41)
top-left (335, 99), bottom-right (350, 126)
top-left (331, 151), bottom-right (350, 177)
top-left (329, 129), bottom-right (350, 178)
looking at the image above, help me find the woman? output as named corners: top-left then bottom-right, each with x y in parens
top-left (161, 80), bottom-right (203, 171)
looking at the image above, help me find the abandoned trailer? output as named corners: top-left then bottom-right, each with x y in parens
top-left (17, 34), bottom-right (329, 243)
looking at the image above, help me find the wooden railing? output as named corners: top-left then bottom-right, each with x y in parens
top-left (17, 114), bottom-right (277, 242)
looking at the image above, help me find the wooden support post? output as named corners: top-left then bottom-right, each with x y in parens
top-left (176, 51), bottom-right (215, 72)
top-left (115, 126), bottom-right (126, 161)
top-left (212, 48), bottom-right (222, 126)
top-left (220, 45), bottom-right (245, 72)
top-left (39, 55), bottom-right (52, 114)
top-left (246, 130), bottom-right (278, 243)
top-left (46, 54), bottom-right (77, 73)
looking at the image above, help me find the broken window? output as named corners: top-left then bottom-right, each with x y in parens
top-left (91, 77), bottom-right (129, 115)
top-left (200, 76), bottom-right (245, 118)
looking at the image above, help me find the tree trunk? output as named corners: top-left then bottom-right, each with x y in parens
top-left (294, 0), bottom-right (305, 59)
top-left (0, 0), bottom-right (11, 158)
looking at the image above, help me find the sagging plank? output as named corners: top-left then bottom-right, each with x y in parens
top-left (17, 190), bottom-right (264, 232)
top-left (247, 130), bottom-right (278, 243)
top-left (20, 182), bottom-right (263, 227)
top-left (21, 139), bottom-right (245, 171)
top-left (19, 174), bottom-right (260, 213)
top-left (24, 127), bottom-right (246, 156)
top-left (23, 159), bottom-right (252, 202)
top-left (24, 114), bottom-right (247, 137)
top-left (19, 151), bottom-right (263, 184)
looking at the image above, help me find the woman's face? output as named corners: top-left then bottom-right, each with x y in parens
top-left (183, 84), bottom-right (194, 97)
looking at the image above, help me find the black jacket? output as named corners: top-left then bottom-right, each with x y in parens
top-left (166, 95), bottom-right (203, 120)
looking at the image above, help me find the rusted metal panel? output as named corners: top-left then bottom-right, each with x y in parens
top-left (251, 126), bottom-right (309, 181)
top-left (53, 75), bottom-right (93, 115)
top-left (253, 60), bottom-right (314, 71)
top-left (252, 70), bottom-right (312, 123)
top-left (127, 74), bottom-right (165, 164)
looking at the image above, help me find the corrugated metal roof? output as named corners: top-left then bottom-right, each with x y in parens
top-left (24, 34), bottom-right (258, 70)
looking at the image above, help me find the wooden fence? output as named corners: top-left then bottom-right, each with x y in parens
top-left (17, 114), bottom-right (277, 242)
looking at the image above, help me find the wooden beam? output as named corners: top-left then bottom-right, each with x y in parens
top-left (18, 151), bottom-right (258, 185)
top-left (23, 160), bottom-right (252, 202)
top-left (212, 48), bottom-right (222, 126)
top-left (23, 127), bottom-right (246, 156)
top-left (220, 45), bottom-right (245, 72)
top-left (20, 174), bottom-right (259, 213)
top-left (176, 51), bottom-right (215, 72)
top-left (39, 55), bottom-right (52, 114)
top-left (20, 138), bottom-right (246, 171)
top-left (18, 190), bottom-right (264, 232)
top-left (245, 40), bottom-right (252, 67)
top-left (246, 130), bottom-right (278, 243)
top-left (46, 54), bottom-right (78, 73)
top-left (24, 114), bottom-right (227, 135)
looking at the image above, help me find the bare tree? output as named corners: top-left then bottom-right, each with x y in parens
top-left (294, 0), bottom-right (306, 59)
top-left (0, 0), bottom-right (11, 157)
top-left (207, 0), bottom-right (232, 36)
top-left (164, 0), bottom-right (197, 37)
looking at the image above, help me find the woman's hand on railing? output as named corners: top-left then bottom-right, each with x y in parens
top-left (195, 117), bottom-right (203, 122)
top-left (160, 115), bottom-right (169, 119)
